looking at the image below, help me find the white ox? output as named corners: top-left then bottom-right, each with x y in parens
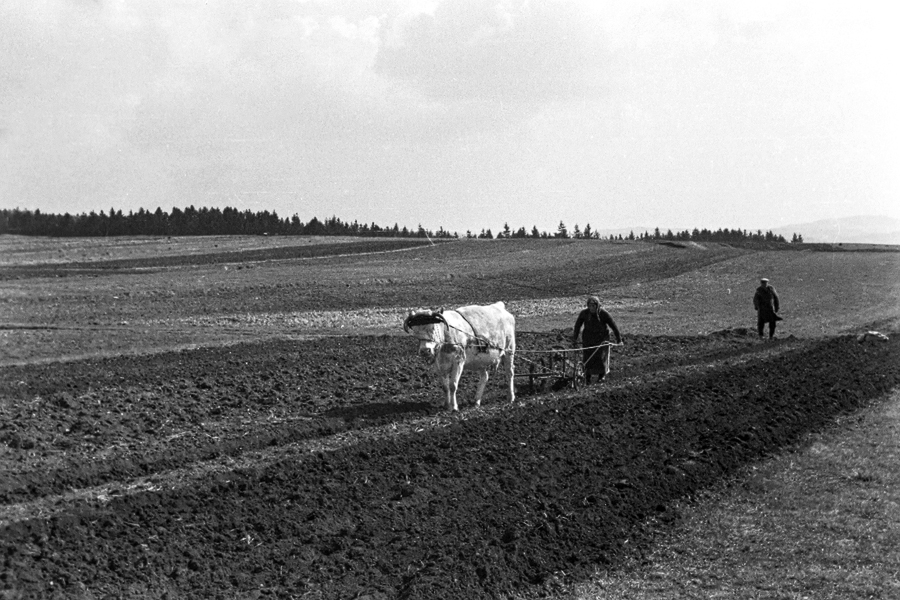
top-left (403, 302), bottom-right (516, 411)
top-left (857, 331), bottom-right (890, 343)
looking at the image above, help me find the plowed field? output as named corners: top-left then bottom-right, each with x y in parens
top-left (1, 236), bottom-right (898, 599)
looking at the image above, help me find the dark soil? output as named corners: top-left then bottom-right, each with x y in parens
top-left (2, 330), bottom-right (898, 599)
top-left (2, 237), bottom-right (898, 598)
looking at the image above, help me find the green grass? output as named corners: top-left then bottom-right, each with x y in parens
top-left (564, 390), bottom-right (900, 599)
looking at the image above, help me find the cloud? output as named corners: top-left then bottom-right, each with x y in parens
top-left (1, 0), bottom-right (897, 230)
top-left (375, 0), bottom-right (608, 102)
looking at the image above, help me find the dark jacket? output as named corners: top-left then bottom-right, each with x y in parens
top-left (573, 308), bottom-right (622, 346)
top-left (753, 284), bottom-right (780, 321)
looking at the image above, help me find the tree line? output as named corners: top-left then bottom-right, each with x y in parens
top-left (472, 221), bottom-right (799, 243)
top-left (0, 206), bottom-right (455, 239)
top-left (0, 206), bottom-right (802, 244)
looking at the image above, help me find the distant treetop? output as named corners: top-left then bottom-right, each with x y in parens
top-left (0, 206), bottom-right (456, 239)
top-left (0, 206), bottom-right (801, 244)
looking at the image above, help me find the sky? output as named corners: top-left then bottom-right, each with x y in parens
top-left (2, 0), bottom-right (899, 235)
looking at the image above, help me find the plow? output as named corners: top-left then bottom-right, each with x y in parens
top-left (516, 341), bottom-right (621, 392)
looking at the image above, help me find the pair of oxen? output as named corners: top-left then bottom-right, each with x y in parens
top-left (403, 302), bottom-right (516, 412)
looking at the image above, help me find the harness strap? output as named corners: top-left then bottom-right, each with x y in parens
top-left (448, 310), bottom-right (490, 353)
top-left (404, 309), bottom-right (506, 355)
top-left (404, 312), bottom-right (447, 330)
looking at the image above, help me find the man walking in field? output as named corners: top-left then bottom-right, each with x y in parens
top-left (753, 277), bottom-right (782, 339)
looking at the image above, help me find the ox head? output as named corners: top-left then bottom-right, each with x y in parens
top-left (404, 309), bottom-right (448, 362)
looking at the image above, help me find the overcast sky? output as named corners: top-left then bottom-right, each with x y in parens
top-left (2, 0), bottom-right (898, 234)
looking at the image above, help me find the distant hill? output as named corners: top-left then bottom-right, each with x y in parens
top-left (772, 215), bottom-right (900, 245)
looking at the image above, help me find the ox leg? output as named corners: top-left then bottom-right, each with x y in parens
top-left (447, 363), bottom-right (464, 412)
top-left (474, 370), bottom-right (490, 407)
top-left (504, 352), bottom-right (516, 403)
top-left (440, 374), bottom-right (452, 410)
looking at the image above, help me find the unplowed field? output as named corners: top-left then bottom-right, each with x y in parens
top-left (1, 236), bottom-right (898, 599)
